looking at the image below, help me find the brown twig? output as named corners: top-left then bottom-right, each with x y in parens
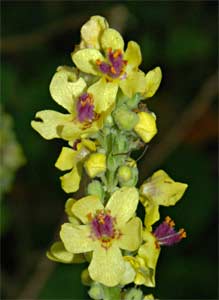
top-left (139, 71), bottom-right (218, 180)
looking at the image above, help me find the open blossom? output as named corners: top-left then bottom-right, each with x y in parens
top-left (31, 66), bottom-right (111, 142)
top-left (73, 25), bottom-right (162, 113)
top-left (60, 187), bottom-right (142, 286)
top-left (125, 216), bottom-right (186, 287)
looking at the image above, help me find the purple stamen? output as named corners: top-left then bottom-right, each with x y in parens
top-left (91, 212), bottom-right (115, 239)
top-left (77, 93), bottom-right (94, 123)
top-left (153, 216), bottom-right (186, 246)
top-left (96, 49), bottom-right (127, 79)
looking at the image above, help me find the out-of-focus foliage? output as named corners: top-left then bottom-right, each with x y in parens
top-left (1, 1), bottom-right (217, 299)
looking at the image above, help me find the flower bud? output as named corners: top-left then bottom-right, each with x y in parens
top-left (118, 159), bottom-right (138, 187)
top-left (118, 165), bottom-right (132, 182)
top-left (81, 269), bottom-right (93, 286)
top-left (87, 180), bottom-right (105, 202)
top-left (134, 111), bottom-right (157, 143)
top-left (84, 153), bottom-right (106, 178)
top-left (113, 106), bottom-right (139, 131)
top-left (124, 288), bottom-right (143, 300)
top-left (88, 282), bottom-right (104, 300)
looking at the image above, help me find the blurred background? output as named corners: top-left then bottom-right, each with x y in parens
top-left (1, 1), bottom-right (218, 299)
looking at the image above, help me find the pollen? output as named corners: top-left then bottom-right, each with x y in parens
top-left (179, 228), bottom-right (187, 238)
top-left (165, 216), bottom-right (175, 227)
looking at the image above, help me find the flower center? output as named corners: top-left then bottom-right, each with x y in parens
top-left (96, 48), bottom-right (127, 80)
top-left (153, 216), bottom-right (186, 247)
top-left (89, 210), bottom-right (121, 249)
top-left (77, 93), bottom-right (94, 123)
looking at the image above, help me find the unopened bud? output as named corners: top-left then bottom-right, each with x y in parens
top-left (84, 153), bottom-right (106, 178)
top-left (113, 107), bottom-right (139, 131)
top-left (134, 111), bottom-right (157, 143)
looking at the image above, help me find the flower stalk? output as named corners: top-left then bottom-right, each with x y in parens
top-left (31, 15), bottom-right (188, 300)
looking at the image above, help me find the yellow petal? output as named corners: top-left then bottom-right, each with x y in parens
top-left (31, 110), bottom-right (72, 140)
top-left (139, 231), bottom-right (160, 270)
top-left (135, 256), bottom-right (155, 287)
top-left (47, 241), bottom-right (74, 263)
top-left (50, 67), bottom-right (86, 113)
top-left (119, 260), bottom-right (136, 285)
top-left (144, 203), bottom-right (160, 230)
top-left (65, 198), bottom-right (81, 225)
top-left (88, 78), bottom-right (118, 113)
top-left (134, 111), bottom-right (157, 143)
top-left (118, 217), bottom-right (142, 251)
top-left (59, 120), bottom-right (99, 141)
top-left (55, 147), bottom-right (77, 171)
top-left (60, 165), bottom-right (81, 193)
top-left (81, 16), bottom-right (109, 49)
top-left (106, 187), bottom-right (139, 225)
top-left (65, 198), bottom-right (76, 216)
top-left (84, 153), bottom-right (106, 178)
top-left (72, 48), bottom-right (104, 75)
top-left (119, 70), bottom-right (146, 98)
top-left (60, 223), bottom-right (95, 253)
top-left (101, 28), bottom-right (124, 51)
top-left (72, 195), bottom-right (103, 224)
top-left (82, 139), bottom-right (97, 151)
top-left (88, 243), bottom-right (125, 287)
top-left (124, 41), bottom-right (142, 68)
top-left (140, 169), bottom-right (188, 206)
top-left (144, 67), bottom-right (162, 99)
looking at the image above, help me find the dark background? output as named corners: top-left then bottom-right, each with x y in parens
top-left (1, 1), bottom-right (218, 299)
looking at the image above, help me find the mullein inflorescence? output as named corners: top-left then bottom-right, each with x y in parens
top-left (31, 16), bottom-right (188, 300)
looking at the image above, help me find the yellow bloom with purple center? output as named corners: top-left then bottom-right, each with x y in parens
top-left (31, 66), bottom-right (110, 142)
top-left (125, 216), bottom-right (186, 287)
top-left (60, 187), bottom-right (142, 287)
top-left (72, 28), bottom-right (151, 113)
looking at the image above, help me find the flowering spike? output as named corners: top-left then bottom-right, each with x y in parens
top-left (31, 15), bottom-right (187, 299)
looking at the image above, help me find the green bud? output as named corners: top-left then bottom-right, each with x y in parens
top-left (126, 93), bottom-right (143, 109)
top-left (118, 159), bottom-right (138, 187)
top-left (113, 106), bottom-right (139, 131)
top-left (124, 288), bottom-right (143, 300)
top-left (88, 283), bottom-right (104, 300)
top-left (87, 180), bottom-right (105, 202)
top-left (104, 115), bottom-right (114, 127)
top-left (81, 269), bottom-right (93, 286)
top-left (118, 165), bottom-right (132, 182)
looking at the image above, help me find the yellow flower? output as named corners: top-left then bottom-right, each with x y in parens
top-left (72, 28), bottom-right (151, 113)
top-left (134, 111), bottom-right (157, 143)
top-left (140, 170), bottom-right (188, 230)
top-left (31, 66), bottom-right (109, 142)
top-left (84, 153), bottom-right (106, 178)
top-left (60, 187), bottom-right (142, 287)
top-left (55, 139), bottom-right (96, 193)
